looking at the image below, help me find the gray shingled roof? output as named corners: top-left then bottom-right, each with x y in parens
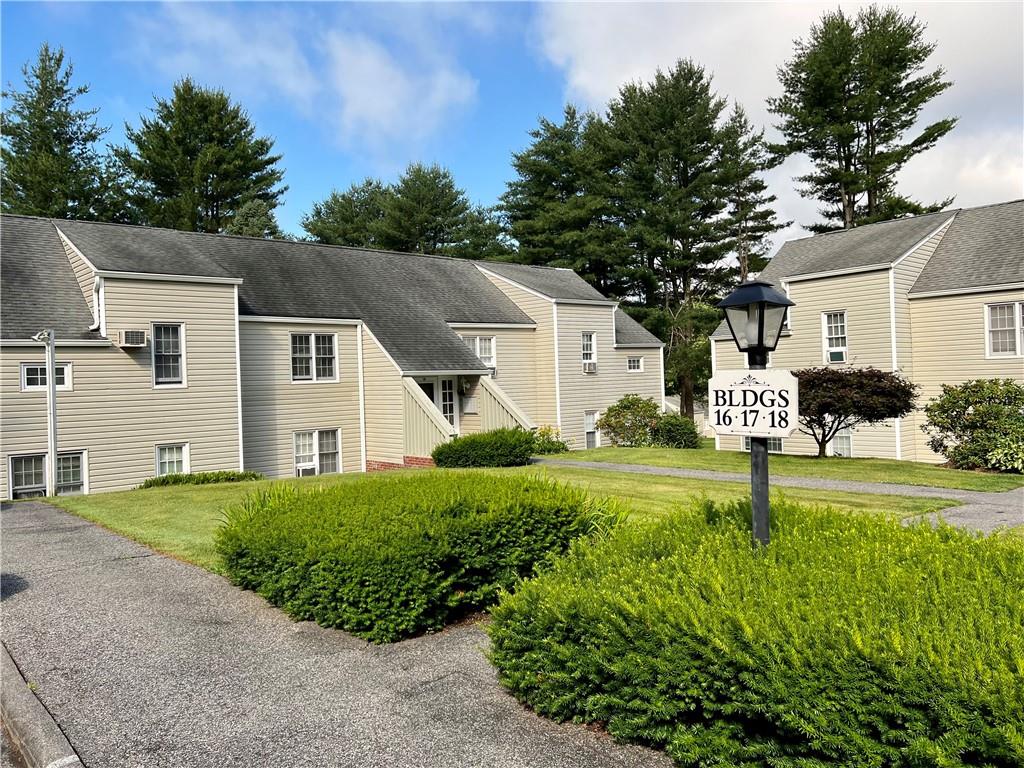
top-left (1, 215), bottom-right (101, 340)
top-left (614, 309), bottom-right (662, 347)
top-left (3, 216), bottom-right (653, 370)
top-left (910, 200), bottom-right (1023, 294)
top-left (480, 261), bottom-right (614, 302)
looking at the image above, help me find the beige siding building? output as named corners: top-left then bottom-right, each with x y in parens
top-left (711, 201), bottom-right (1023, 462)
top-left (1, 214), bottom-right (663, 497)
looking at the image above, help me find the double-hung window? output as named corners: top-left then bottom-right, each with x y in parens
top-left (584, 410), bottom-right (600, 449)
top-left (823, 311), bottom-right (847, 363)
top-left (9, 451), bottom-right (85, 498)
top-left (461, 336), bottom-right (496, 369)
top-left (627, 356), bottom-right (643, 372)
top-left (291, 333), bottom-right (337, 382)
top-left (581, 332), bottom-right (596, 371)
top-left (294, 428), bottom-right (341, 476)
top-left (156, 443), bottom-right (188, 476)
top-left (986, 302), bottom-right (1023, 357)
top-left (743, 436), bottom-right (783, 453)
top-left (152, 324), bottom-right (185, 386)
top-left (830, 427), bottom-right (853, 458)
top-left (20, 362), bottom-right (72, 391)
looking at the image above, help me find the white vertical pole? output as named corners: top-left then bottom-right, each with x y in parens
top-left (44, 329), bottom-right (57, 496)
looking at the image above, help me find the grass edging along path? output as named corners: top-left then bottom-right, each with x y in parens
top-left (48, 467), bottom-right (957, 572)
top-left (557, 441), bottom-right (1024, 492)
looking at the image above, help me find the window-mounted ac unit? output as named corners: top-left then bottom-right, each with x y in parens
top-left (582, 361), bottom-right (598, 374)
top-left (118, 329), bottom-right (148, 348)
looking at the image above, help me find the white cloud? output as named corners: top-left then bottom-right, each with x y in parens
top-left (536, 1), bottom-right (1024, 248)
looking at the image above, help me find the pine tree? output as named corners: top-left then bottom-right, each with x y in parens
top-left (301, 178), bottom-right (391, 246)
top-left (501, 105), bottom-right (628, 295)
top-left (769, 5), bottom-right (956, 230)
top-left (375, 163), bottom-right (470, 254)
top-left (114, 78), bottom-right (286, 233)
top-left (718, 104), bottom-right (789, 281)
top-left (225, 199), bottom-right (286, 239)
top-left (446, 205), bottom-right (515, 261)
top-left (604, 59), bottom-right (732, 307)
top-left (1, 43), bottom-right (108, 218)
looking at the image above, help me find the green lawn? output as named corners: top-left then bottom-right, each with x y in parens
top-left (552, 440), bottom-right (1023, 492)
top-left (49, 466), bottom-right (956, 572)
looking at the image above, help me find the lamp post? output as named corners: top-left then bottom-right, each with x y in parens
top-left (717, 281), bottom-right (794, 546)
top-left (31, 329), bottom-right (58, 497)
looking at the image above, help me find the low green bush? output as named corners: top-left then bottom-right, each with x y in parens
top-left (216, 472), bottom-right (622, 643)
top-left (432, 427), bottom-right (535, 467)
top-left (652, 412), bottom-right (701, 449)
top-left (139, 470), bottom-right (263, 489)
top-left (597, 394), bottom-right (661, 446)
top-left (489, 499), bottom-right (1024, 766)
top-left (923, 378), bottom-right (1024, 471)
top-left (531, 425), bottom-right (572, 454)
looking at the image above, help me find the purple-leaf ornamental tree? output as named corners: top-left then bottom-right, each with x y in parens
top-left (794, 367), bottom-right (918, 458)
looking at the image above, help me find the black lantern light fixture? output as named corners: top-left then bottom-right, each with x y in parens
top-left (718, 280), bottom-right (794, 368)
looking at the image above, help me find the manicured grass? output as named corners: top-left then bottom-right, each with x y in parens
top-left (555, 440), bottom-right (1024, 491)
top-left (50, 467), bottom-right (956, 572)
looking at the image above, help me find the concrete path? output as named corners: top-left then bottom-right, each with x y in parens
top-left (1, 502), bottom-right (668, 768)
top-left (535, 458), bottom-right (1024, 533)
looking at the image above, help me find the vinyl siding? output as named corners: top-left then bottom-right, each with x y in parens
top-left (1, 278), bottom-right (240, 496)
top-left (454, 325), bottom-right (537, 421)
top-left (239, 322), bottom-right (361, 478)
top-left (556, 304), bottom-right (663, 450)
top-left (892, 220), bottom-right (952, 458)
top-left (713, 268), bottom-right (899, 459)
top-left (361, 326), bottom-right (405, 465)
top-left (403, 377), bottom-right (455, 457)
top-left (479, 274), bottom-right (558, 426)
top-left (58, 230), bottom-right (95, 313)
top-left (908, 288), bottom-right (1024, 462)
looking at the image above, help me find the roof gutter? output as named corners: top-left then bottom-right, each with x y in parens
top-left (783, 263), bottom-right (892, 283)
top-left (95, 269), bottom-right (243, 285)
top-left (908, 283), bottom-right (1024, 300)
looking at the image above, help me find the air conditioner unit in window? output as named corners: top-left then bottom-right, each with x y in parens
top-left (582, 361), bottom-right (598, 374)
top-left (118, 329), bottom-right (148, 348)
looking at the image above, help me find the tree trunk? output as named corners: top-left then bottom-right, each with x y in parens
top-left (679, 374), bottom-right (695, 420)
top-left (817, 438), bottom-right (828, 458)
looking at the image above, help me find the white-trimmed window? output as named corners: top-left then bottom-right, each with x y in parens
top-left (155, 443), bottom-right (189, 476)
top-left (152, 323), bottom-right (185, 386)
top-left (20, 362), bottom-right (72, 391)
top-left (8, 451), bottom-right (85, 498)
top-left (581, 332), bottom-right (596, 372)
top-left (743, 436), bottom-right (784, 453)
top-left (584, 410), bottom-right (600, 449)
top-left (291, 333), bottom-right (338, 382)
top-left (440, 379), bottom-right (456, 425)
top-left (627, 356), bottom-right (644, 372)
top-left (830, 427), bottom-right (853, 457)
top-left (822, 311), bottom-right (847, 363)
top-left (461, 336), bottom-right (496, 369)
top-left (986, 302), bottom-right (1023, 358)
top-left (294, 428), bottom-right (341, 476)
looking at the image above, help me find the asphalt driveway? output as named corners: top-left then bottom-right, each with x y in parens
top-left (1, 502), bottom-right (667, 768)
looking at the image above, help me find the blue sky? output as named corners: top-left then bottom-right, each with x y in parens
top-left (3, 2), bottom-right (1022, 246)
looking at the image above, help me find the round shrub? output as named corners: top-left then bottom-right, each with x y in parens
top-left (489, 499), bottom-right (1024, 766)
top-left (216, 472), bottom-right (623, 643)
top-left (432, 427), bottom-right (536, 467)
top-left (652, 412), bottom-right (701, 449)
top-left (596, 394), bottom-right (661, 446)
top-left (923, 378), bottom-right (1024, 470)
top-left (531, 425), bottom-right (571, 454)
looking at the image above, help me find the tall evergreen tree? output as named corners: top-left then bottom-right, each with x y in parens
top-left (225, 199), bottom-right (286, 239)
top-left (375, 163), bottom-right (470, 254)
top-left (1, 43), bottom-right (108, 218)
top-left (604, 61), bottom-right (733, 308)
top-left (769, 5), bottom-right (956, 230)
top-left (718, 104), bottom-right (789, 281)
top-left (501, 105), bottom-right (628, 295)
top-left (301, 178), bottom-right (391, 246)
top-left (114, 78), bottom-right (286, 233)
top-left (446, 205), bottom-right (515, 261)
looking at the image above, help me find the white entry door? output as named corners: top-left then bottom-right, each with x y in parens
top-left (415, 376), bottom-right (459, 431)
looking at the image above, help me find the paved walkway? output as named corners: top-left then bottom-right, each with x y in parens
top-left (1, 502), bottom-right (668, 768)
top-left (535, 459), bottom-right (1024, 532)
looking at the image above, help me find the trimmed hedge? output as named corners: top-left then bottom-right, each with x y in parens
top-left (139, 470), bottom-right (263, 489)
top-left (432, 427), bottom-right (535, 467)
top-left (216, 472), bottom-right (622, 643)
top-left (652, 412), bottom-right (701, 449)
top-left (489, 499), bottom-right (1024, 766)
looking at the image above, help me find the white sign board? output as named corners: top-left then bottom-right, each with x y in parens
top-left (707, 369), bottom-right (799, 438)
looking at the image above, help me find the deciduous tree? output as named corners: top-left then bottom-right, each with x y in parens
top-left (795, 367), bottom-right (917, 457)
